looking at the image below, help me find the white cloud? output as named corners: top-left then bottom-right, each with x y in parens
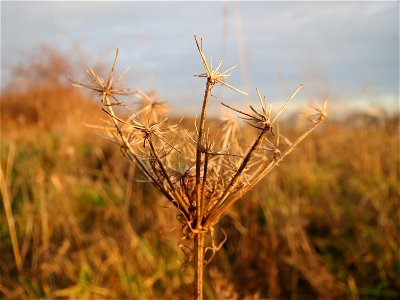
top-left (1, 1), bottom-right (398, 112)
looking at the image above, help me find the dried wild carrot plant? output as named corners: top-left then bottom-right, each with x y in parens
top-left (73, 35), bottom-right (327, 300)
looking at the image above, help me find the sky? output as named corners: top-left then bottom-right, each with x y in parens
top-left (1, 1), bottom-right (399, 115)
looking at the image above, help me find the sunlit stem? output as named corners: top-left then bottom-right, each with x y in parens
top-left (194, 78), bottom-right (213, 300)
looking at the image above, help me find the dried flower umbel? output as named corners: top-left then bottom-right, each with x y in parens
top-left (74, 35), bottom-right (327, 300)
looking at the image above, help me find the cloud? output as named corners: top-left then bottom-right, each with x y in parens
top-left (1, 1), bottom-right (398, 113)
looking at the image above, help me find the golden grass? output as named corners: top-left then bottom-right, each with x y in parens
top-left (0, 46), bottom-right (399, 299)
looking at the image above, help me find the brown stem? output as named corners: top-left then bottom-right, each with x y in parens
top-left (194, 231), bottom-right (205, 300)
top-left (201, 153), bottom-right (209, 207)
top-left (196, 80), bottom-right (213, 223)
top-left (194, 79), bottom-right (213, 300)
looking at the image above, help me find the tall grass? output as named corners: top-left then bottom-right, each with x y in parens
top-left (0, 46), bottom-right (399, 299)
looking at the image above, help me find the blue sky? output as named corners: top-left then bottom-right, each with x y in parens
top-left (1, 1), bottom-right (399, 115)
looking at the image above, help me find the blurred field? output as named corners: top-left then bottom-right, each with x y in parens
top-left (0, 49), bottom-right (399, 299)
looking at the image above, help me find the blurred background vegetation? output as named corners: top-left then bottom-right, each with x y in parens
top-left (0, 47), bottom-right (399, 300)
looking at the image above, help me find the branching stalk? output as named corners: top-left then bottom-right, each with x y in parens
top-left (195, 80), bottom-right (213, 227)
top-left (75, 36), bottom-right (326, 300)
top-left (194, 79), bottom-right (213, 300)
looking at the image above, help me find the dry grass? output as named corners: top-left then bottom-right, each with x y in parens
top-left (0, 46), bottom-right (399, 299)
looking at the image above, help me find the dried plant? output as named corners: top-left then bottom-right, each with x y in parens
top-left (73, 35), bottom-right (327, 299)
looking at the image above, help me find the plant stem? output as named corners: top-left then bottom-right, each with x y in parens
top-left (0, 162), bottom-right (22, 272)
top-left (194, 79), bottom-right (212, 300)
top-left (196, 80), bottom-right (213, 218)
top-left (194, 231), bottom-right (205, 300)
